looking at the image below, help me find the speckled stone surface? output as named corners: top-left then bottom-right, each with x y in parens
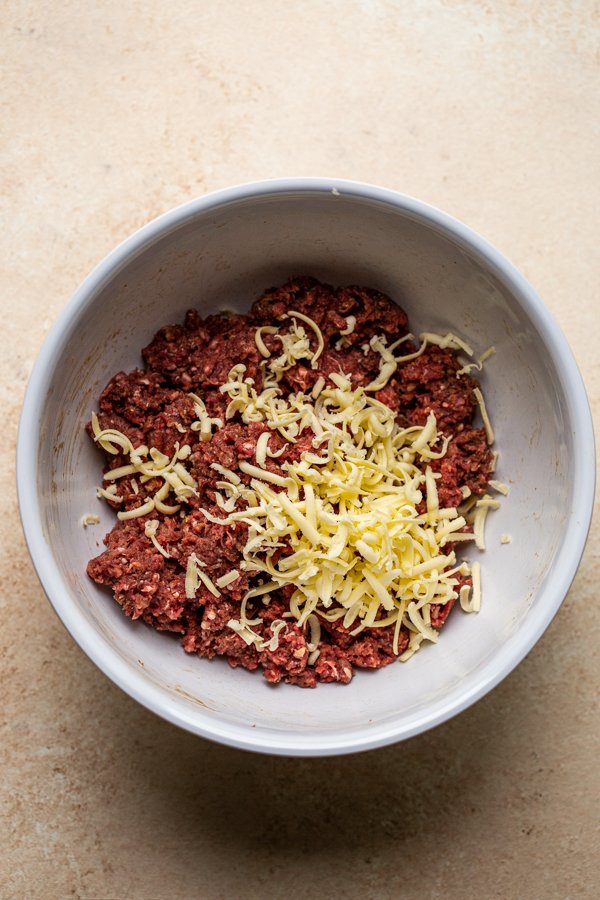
top-left (2, 2), bottom-right (599, 897)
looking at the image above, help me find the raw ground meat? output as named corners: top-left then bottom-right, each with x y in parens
top-left (87, 277), bottom-right (493, 686)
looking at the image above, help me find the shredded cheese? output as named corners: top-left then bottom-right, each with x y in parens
top-left (335, 316), bottom-right (358, 350)
top-left (363, 329), bottom-right (482, 393)
top-left (261, 619), bottom-right (287, 652)
top-left (311, 376), bottom-right (326, 399)
top-left (96, 484), bottom-right (122, 502)
top-left (420, 331), bottom-right (474, 356)
top-left (284, 310), bottom-right (324, 367)
top-left (254, 326), bottom-right (278, 358)
top-left (202, 381), bottom-right (485, 654)
top-left (81, 514), bottom-right (100, 527)
top-left (197, 568), bottom-right (222, 597)
top-left (470, 562), bottom-right (481, 612)
top-left (144, 519), bottom-right (170, 558)
top-left (339, 315), bottom-right (356, 336)
top-left (252, 311), bottom-right (325, 385)
top-left (185, 552), bottom-right (221, 599)
top-left (189, 393), bottom-right (223, 442)
top-left (91, 412), bottom-right (133, 455)
top-left (473, 387), bottom-right (495, 445)
top-left (215, 569), bottom-right (240, 589)
top-left (399, 631), bottom-right (424, 662)
top-left (459, 583), bottom-right (472, 612)
top-left (118, 498), bottom-right (155, 521)
top-left (472, 494), bottom-right (501, 550)
top-left (456, 345), bottom-right (496, 377)
top-left (91, 415), bottom-right (197, 519)
top-left (306, 614), bottom-right (321, 654)
top-left (210, 462), bottom-right (241, 485)
top-left (255, 431), bottom-right (270, 468)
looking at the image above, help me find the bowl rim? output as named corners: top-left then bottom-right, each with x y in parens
top-left (17, 177), bottom-right (596, 756)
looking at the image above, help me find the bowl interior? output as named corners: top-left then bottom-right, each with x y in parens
top-left (27, 185), bottom-right (584, 753)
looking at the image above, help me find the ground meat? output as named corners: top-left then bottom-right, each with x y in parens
top-left (183, 596), bottom-right (261, 672)
top-left (88, 410), bottom-right (145, 450)
top-left (251, 276), bottom-right (409, 395)
top-left (429, 426), bottom-right (493, 508)
top-left (281, 345), bottom-right (381, 394)
top-left (250, 276), bottom-right (409, 346)
top-left (88, 520), bottom-right (167, 620)
top-left (313, 645), bottom-right (353, 684)
top-left (189, 421), bottom-right (279, 492)
top-left (378, 345), bottom-right (477, 431)
top-left (99, 369), bottom-right (174, 426)
top-left (143, 311), bottom-right (262, 389)
top-left (138, 566), bottom-right (188, 633)
top-left (179, 510), bottom-right (249, 591)
top-left (429, 599), bottom-right (456, 629)
top-left (144, 393), bottom-right (199, 457)
top-left (321, 617), bottom-right (410, 666)
top-left (260, 622), bottom-right (310, 684)
top-left (87, 277), bottom-right (494, 687)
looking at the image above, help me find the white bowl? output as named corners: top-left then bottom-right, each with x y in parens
top-left (17, 178), bottom-right (595, 756)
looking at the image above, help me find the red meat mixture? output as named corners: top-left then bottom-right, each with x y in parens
top-left (87, 276), bottom-right (493, 687)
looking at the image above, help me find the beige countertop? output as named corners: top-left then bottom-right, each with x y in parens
top-left (2, 2), bottom-right (599, 898)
